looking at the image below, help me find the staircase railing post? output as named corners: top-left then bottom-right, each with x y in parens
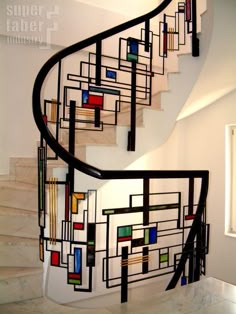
top-left (68, 100), bottom-right (76, 193)
top-left (192, 0), bottom-right (199, 57)
top-left (96, 40), bottom-right (102, 86)
top-left (194, 211), bottom-right (203, 282)
top-left (128, 61), bottom-right (137, 151)
top-left (121, 246), bottom-right (128, 303)
top-left (143, 178), bottom-right (150, 226)
top-left (188, 177), bottom-right (195, 283)
top-left (145, 19), bottom-right (150, 52)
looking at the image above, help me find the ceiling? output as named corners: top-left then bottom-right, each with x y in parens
top-left (74, 0), bottom-right (160, 17)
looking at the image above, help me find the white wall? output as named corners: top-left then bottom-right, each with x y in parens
top-left (0, 37), bottom-right (60, 174)
top-left (75, 0), bottom-right (160, 18)
top-left (178, 0), bottom-right (236, 120)
top-left (138, 89), bottom-right (236, 285)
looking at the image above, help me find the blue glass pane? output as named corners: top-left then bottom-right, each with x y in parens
top-left (129, 40), bottom-right (138, 55)
top-left (82, 90), bottom-right (89, 104)
top-left (106, 69), bottom-right (117, 80)
top-left (149, 227), bottom-right (157, 244)
top-left (181, 276), bottom-right (187, 286)
top-left (74, 248), bottom-right (81, 274)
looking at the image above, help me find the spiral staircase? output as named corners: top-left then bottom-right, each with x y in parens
top-left (0, 0), bottom-right (209, 307)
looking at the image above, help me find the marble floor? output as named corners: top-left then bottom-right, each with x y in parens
top-left (0, 277), bottom-right (236, 314)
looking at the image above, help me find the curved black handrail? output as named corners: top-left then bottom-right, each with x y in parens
top-left (33, 0), bottom-right (174, 180)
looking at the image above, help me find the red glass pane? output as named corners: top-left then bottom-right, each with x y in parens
top-left (185, 214), bottom-right (195, 220)
top-left (74, 223), bottom-right (84, 230)
top-left (118, 236), bottom-right (132, 242)
top-left (51, 251), bottom-right (60, 266)
top-left (68, 273), bottom-right (81, 279)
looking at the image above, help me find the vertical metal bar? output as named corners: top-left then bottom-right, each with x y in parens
top-left (69, 100), bottom-right (76, 193)
top-left (188, 177), bottom-right (194, 283)
top-left (115, 100), bottom-right (118, 125)
top-left (177, 192), bottom-right (181, 229)
top-left (121, 246), bottom-right (128, 303)
top-left (65, 174), bottom-right (70, 221)
top-left (56, 61), bottom-right (61, 144)
top-left (188, 177), bottom-right (194, 215)
top-left (194, 214), bottom-right (203, 282)
top-left (206, 224), bottom-right (210, 254)
top-left (94, 107), bottom-right (100, 128)
top-left (105, 215), bottom-right (110, 289)
top-left (128, 61), bottom-right (136, 151)
top-left (145, 19), bottom-right (150, 52)
top-left (163, 14), bottom-right (168, 57)
top-left (142, 246), bottom-right (149, 274)
top-left (143, 178), bottom-right (150, 226)
top-left (191, 0), bottom-right (199, 56)
top-left (96, 40), bottom-right (102, 86)
top-left (88, 266), bottom-right (93, 292)
top-left (188, 248), bottom-right (194, 283)
top-left (38, 147), bottom-right (46, 218)
top-left (87, 223), bottom-right (96, 267)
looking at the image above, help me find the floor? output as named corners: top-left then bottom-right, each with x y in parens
top-left (0, 277), bottom-right (236, 313)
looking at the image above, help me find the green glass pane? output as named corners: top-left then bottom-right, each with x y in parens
top-left (103, 210), bottom-right (115, 215)
top-left (144, 229), bottom-right (149, 245)
top-left (118, 226), bottom-right (132, 238)
top-left (127, 53), bottom-right (138, 62)
top-left (39, 161), bottom-right (43, 209)
top-left (160, 253), bottom-right (168, 263)
top-left (69, 279), bottom-right (81, 285)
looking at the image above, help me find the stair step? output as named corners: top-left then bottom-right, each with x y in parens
top-left (0, 267), bottom-right (43, 304)
top-left (0, 175), bottom-right (15, 182)
top-left (10, 157), bottom-right (67, 185)
top-left (61, 126), bottom-right (117, 146)
top-left (117, 106), bottom-right (144, 126)
top-left (10, 158), bottom-right (39, 185)
top-left (0, 181), bottom-right (37, 211)
top-left (0, 206), bottom-right (38, 238)
top-left (0, 235), bottom-right (41, 268)
top-left (100, 102), bottom-right (145, 127)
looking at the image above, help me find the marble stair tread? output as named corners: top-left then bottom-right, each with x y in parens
top-left (0, 206), bottom-right (38, 238)
top-left (10, 156), bottom-right (66, 168)
top-left (0, 181), bottom-right (37, 211)
top-left (47, 143), bottom-right (87, 160)
top-left (61, 125), bottom-right (117, 146)
top-left (0, 278), bottom-right (235, 314)
top-left (0, 235), bottom-right (41, 268)
top-left (0, 175), bottom-right (15, 181)
top-left (0, 267), bottom-right (42, 280)
top-left (0, 234), bottom-right (39, 246)
top-left (101, 104), bottom-right (144, 127)
top-left (0, 180), bottom-right (37, 191)
top-left (0, 206), bottom-right (37, 217)
top-left (0, 297), bottom-right (111, 313)
top-left (0, 267), bottom-right (43, 305)
top-left (10, 157), bottom-right (67, 185)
